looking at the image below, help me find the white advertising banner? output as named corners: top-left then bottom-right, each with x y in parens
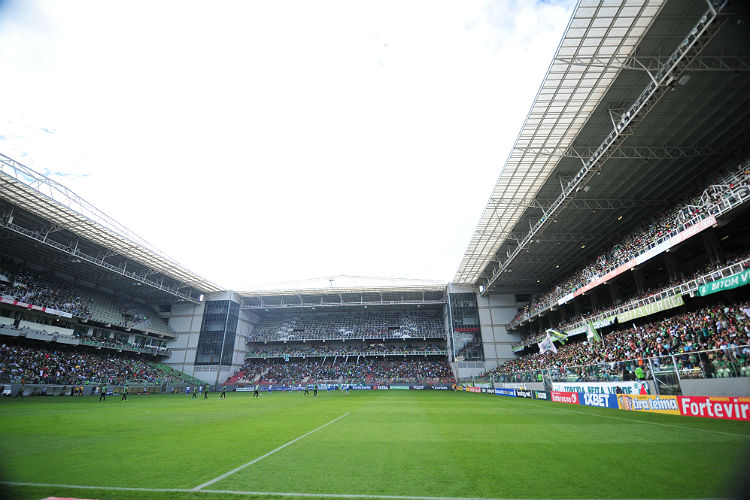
top-left (552, 380), bottom-right (648, 395)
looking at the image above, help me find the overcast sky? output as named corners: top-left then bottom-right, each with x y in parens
top-left (0, 0), bottom-right (574, 290)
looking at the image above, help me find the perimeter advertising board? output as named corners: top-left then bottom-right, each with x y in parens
top-left (534, 390), bottom-right (549, 400)
top-left (494, 388), bottom-right (516, 397)
top-left (515, 390), bottom-right (534, 399)
top-left (678, 396), bottom-right (750, 421)
top-left (580, 392), bottom-right (619, 409)
top-left (616, 394), bottom-right (680, 415)
top-left (552, 381), bottom-right (648, 395)
top-left (550, 391), bottom-right (579, 404)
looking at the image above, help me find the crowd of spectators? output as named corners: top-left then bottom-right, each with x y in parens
top-left (514, 250), bottom-right (750, 347)
top-left (252, 310), bottom-right (445, 342)
top-left (234, 357), bottom-right (454, 385)
top-left (0, 260), bottom-right (173, 335)
top-left (511, 163), bottom-right (750, 325)
top-left (0, 342), bottom-right (185, 385)
top-left (488, 302), bottom-right (750, 381)
top-left (1, 265), bottom-right (91, 319)
top-left (246, 342), bottom-right (447, 358)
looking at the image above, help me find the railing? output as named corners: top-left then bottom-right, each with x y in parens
top-left (247, 332), bottom-right (447, 342)
top-left (511, 257), bottom-right (750, 350)
top-left (509, 162), bottom-right (750, 330)
top-left (245, 350), bottom-right (449, 359)
top-left (468, 346), bottom-right (750, 386)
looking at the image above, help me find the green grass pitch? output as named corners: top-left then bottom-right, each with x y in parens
top-left (0, 390), bottom-right (748, 500)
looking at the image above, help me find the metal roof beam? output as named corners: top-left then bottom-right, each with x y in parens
top-left (554, 54), bottom-right (749, 72)
top-left (480, 3), bottom-right (728, 295)
top-left (0, 219), bottom-right (200, 303)
top-left (513, 145), bottom-right (726, 160)
top-left (489, 197), bottom-right (661, 211)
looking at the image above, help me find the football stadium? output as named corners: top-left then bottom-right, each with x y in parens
top-left (1, 0), bottom-right (749, 499)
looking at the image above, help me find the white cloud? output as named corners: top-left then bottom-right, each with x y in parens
top-left (0, 0), bottom-right (574, 290)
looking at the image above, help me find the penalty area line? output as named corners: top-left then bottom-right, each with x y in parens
top-left (192, 411), bottom-right (351, 491)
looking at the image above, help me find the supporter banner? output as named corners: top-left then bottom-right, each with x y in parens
top-left (550, 391), bottom-right (579, 404)
top-left (512, 345), bottom-right (526, 353)
top-left (678, 396), bottom-right (750, 421)
top-left (515, 389), bottom-right (533, 399)
top-left (534, 390), bottom-right (549, 400)
top-left (698, 268), bottom-right (750, 297)
top-left (616, 294), bottom-right (684, 324)
top-left (580, 392), bottom-right (619, 409)
top-left (0, 297), bottom-right (74, 319)
top-left (500, 382), bottom-right (528, 390)
top-left (494, 388), bottom-right (516, 397)
top-left (570, 216), bottom-right (717, 301)
top-left (636, 215), bottom-right (717, 265)
top-left (389, 385), bottom-right (410, 390)
top-left (617, 394), bottom-right (680, 415)
top-left (552, 381), bottom-right (648, 395)
top-left (557, 292), bottom-right (575, 306)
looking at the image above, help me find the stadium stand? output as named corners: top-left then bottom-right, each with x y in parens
top-left (483, 300), bottom-right (750, 383)
top-left (0, 340), bottom-right (195, 386)
top-left (0, 259), bottom-right (174, 336)
top-left (250, 309), bottom-right (445, 342)
top-left (510, 162), bottom-right (750, 328)
top-left (513, 251), bottom-right (750, 348)
top-left (235, 358), bottom-right (454, 386)
top-left (245, 343), bottom-right (447, 359)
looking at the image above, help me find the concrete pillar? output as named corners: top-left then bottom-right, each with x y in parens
top-left (608, 281), bottom-right (620, 304)
top-left (588, 289), bottom-right (599, 312)
top-left (632, 268), bottom-right (646, 294)
top-left (663, 252), bottom-right (680, 282)
top-left (702, 228), bottom-right (722, 266)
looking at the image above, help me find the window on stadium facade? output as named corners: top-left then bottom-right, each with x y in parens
top-left (195, 300), bottom-right (239, 366)
top-left (448, 293), bottom-right (484, 361)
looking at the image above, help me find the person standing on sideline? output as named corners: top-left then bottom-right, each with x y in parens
top-left (121, 384), bottom-right (128, 402)
top-left (99, 384), bottom-right (106, 402)
top-left (313, 384), bottom-right (318, 398)
top-left (253, 385), bottom-right (259, 399)
top-left (192, 386), bottom-right (197, 399)
top-left (267, 384), bottom-right (272, 396)
top-left (204, 384), bottom-right (209, 399)
top-left (219, 385), bottom-right (227, 399)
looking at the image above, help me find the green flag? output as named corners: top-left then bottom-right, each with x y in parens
top-left (546, 329), bottom-right (567, 344)
top-left (586, 320), bottom-right (602, 344)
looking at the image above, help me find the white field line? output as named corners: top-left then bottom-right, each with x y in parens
top-left (0, 481), bottom-right (737, 500)
top-left (192, 411), bottom-right (351, 491)
top-left (527, 402), bottom-right (748, 437)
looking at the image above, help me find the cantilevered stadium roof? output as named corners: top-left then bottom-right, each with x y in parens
top-left (455, 0), bottom-right (666, 285)
top-left (0, 153), bottom-right (221, 301)
top-left (455, 0), bottom-right (749, 294)
top-left (239, 284), bottom-right (446, 310)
